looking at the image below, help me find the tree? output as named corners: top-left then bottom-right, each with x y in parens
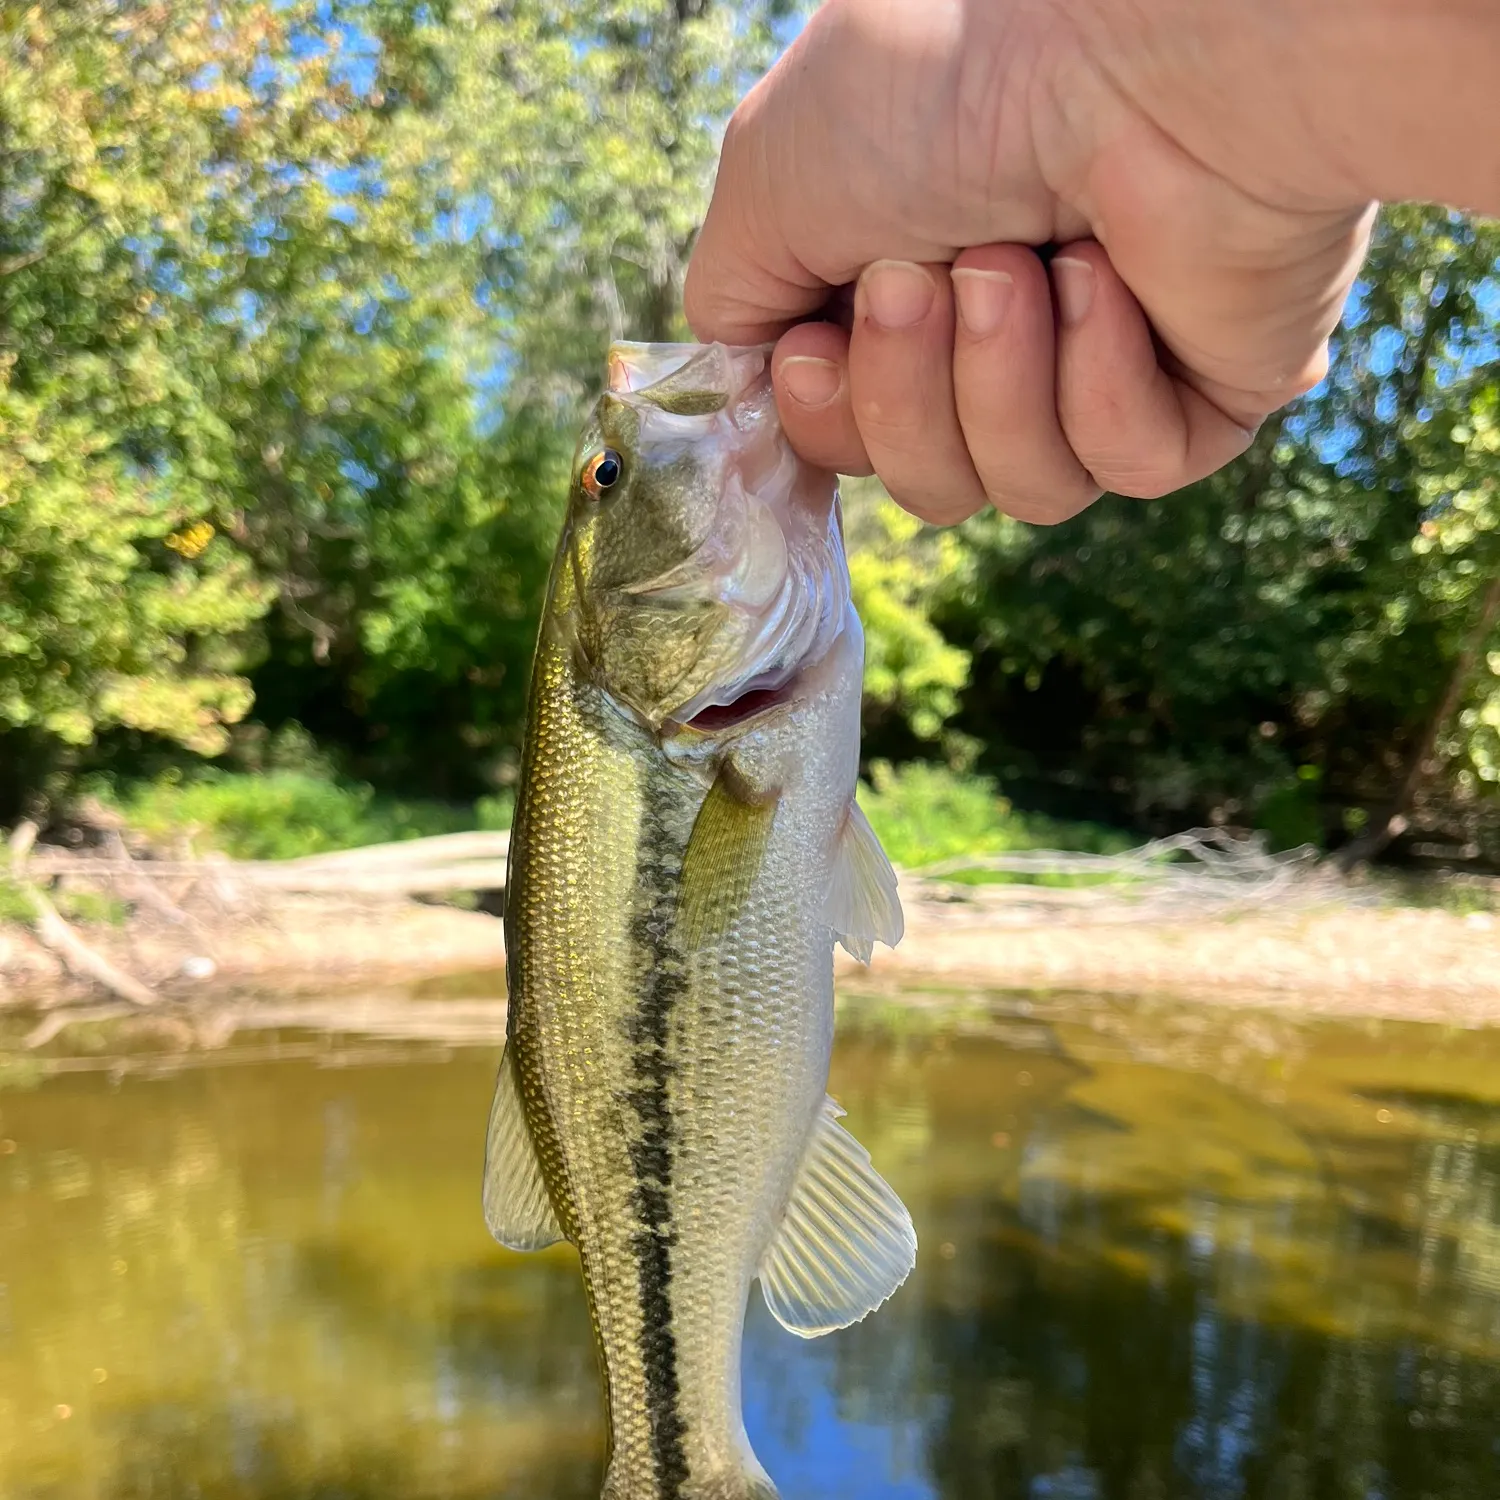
top-left (0, 1), bottom-right (305, 806)
top-left (943, 205), bottom-right (1500, 857)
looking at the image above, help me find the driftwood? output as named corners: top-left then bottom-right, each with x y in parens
top-left (901, 828), bottom-right (1339, 925)
top-left (7, 823), bottom-right (160, 1007)
top-left (6, 829), bottom-right (511, 1009)
top-left (27, 830), bottom-right (511, 896)
top-left (22, 993), bottom-right (509, 1052)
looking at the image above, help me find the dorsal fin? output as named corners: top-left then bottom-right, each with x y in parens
top-left (757, 1096), bottom-right (917, 1337)
top-left (824, 798), bottom-right (904, 963)
top-left (482, 1044), bottom-right (565, 1251)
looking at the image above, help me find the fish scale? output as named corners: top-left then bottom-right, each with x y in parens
top-left (484, 341), bottom-right (916, 1500)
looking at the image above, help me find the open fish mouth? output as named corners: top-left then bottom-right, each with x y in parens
top-left (610, 341), bottom-right (851, 729)
top-left (682, 679), bottom-right (800, 734)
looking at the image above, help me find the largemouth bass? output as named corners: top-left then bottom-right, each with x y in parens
top-left (482, 340), bottom-right (914, 1500)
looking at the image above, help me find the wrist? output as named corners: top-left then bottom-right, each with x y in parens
top-left (1300, 1), bottom-right (1500, 214)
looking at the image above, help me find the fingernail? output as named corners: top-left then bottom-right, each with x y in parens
top-left (779, 356), bottom-right (842, 408)
top-left (1052, 257), bottom-right (1095, 327)
top-left (862, 260), bottom-right (936, 330)
top-left (952, 268), bottom-right (1014, 337)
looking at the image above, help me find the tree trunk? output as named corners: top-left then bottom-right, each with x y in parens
top-left (1337, 571), bottom-right (1500, 869)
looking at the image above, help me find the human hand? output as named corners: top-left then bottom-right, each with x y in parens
top-left (684, 0), bottom-right (1387, 526)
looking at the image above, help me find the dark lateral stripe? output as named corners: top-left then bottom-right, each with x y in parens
top-left (625, 767), bottom-right (690, 1499)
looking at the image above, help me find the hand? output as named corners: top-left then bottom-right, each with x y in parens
top-left (684, 0), bottom-right (1390, 525)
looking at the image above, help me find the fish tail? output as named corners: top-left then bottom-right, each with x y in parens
top-left (600, 1457), bottom-right (779, 1500)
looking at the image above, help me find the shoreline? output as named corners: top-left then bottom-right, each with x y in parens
top-left (5, 880), bottom-right (1500, 1026)
top-left (839, 887), bottom-right (1500, 1027)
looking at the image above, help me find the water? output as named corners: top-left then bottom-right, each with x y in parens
top-left (2, 986), bottom-right (1499, 1499)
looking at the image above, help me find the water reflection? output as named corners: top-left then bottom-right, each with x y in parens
top-left (2, 990), bottom-right (1499, 1497)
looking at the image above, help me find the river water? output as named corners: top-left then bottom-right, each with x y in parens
top-left (2, 985), bottom-right (1498, 1498)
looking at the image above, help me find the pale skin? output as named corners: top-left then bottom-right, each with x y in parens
top-left (684, 0), bottom-right (1500, 527)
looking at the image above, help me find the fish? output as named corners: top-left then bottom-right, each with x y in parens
top-left (481, 340), bottom-right (914, 1500)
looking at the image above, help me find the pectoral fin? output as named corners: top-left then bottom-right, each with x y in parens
top-left (824, 798), bottom-right (904, 962)
top-left (482, 1044), bottom-right (565, 1251)
top-left (679, 760), bottom-right (779, 947)
top-left (757, 1096), bottom-right (917, 1338)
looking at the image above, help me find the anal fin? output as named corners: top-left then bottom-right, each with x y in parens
top-left (757, 1096), bottom-right (917, 1338)
top-left (482, 1043), bottom-right (565, 1251)
top-left (824, 798), bottom-right (904, 963)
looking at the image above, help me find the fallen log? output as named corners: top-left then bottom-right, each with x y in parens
top-left (28, 831), bottom-right (511, 897)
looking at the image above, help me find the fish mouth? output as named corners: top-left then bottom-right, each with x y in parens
top-left (681, 678), bottom-right (799, 734)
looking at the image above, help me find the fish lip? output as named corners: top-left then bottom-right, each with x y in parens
top-left (607, 340), bottom-right (775, 409)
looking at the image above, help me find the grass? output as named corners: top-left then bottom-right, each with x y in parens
top-left (0, 873), bottom-right (129, 928)
top-left (857, 760), bottom-right (1135, 885)
top-left (7, 760), bottom-right (1122, 885)
top-left (0, 877), bottom-right (34, 924)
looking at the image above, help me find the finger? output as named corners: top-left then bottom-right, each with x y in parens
top-left (950, 245), bottom-right (1102, 524)
top-left (1088, 119), bottom-right (1376, 422)
top-left (847, 260), bottom-right (989, 525)
top-left (1050, 241), bottom-right (1255, 498)
top-left (770, 324), bottom-right (872, 477)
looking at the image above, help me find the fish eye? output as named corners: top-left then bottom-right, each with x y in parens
top-left (583, 448), bottom-right (623, 498)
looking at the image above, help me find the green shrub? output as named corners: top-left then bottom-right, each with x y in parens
top-left (857, 761), bottom-right (1133, 883)
top-left (1254, 767), bottom-right (1326, 853)
top-left (94, 771), bottom-right (497, 862)
top-left (0, 871), bottom-right (126, 927)
top-left (475, 792), bottom-right (515, 832)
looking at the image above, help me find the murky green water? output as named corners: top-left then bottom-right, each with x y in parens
top-left (3, 986), bottom-right (1500, 1498)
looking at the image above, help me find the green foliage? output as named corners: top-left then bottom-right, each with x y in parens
top-left (474, 792), bottom-right (515, 832)
top-left (1254, 768), bottom-right (1326, 853)
top-left (100, 771), bottom-right (480, 861)
top-left (0, 1), bottom-right (288, 757)
top-left (0, 876), bottom-right (32, 925)
top-left (844, 480), bottom-right (971, 745)
top-left (0, 871), bottom-right (125, 927)
top-left (857, 761), bottom-right (1132, 876)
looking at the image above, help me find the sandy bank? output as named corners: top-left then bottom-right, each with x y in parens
top-left (4, 881), bottom-right (1500, 1025)
top-left (0, 893), bottom-right (505, 1006)
top-left (837, 882), bottom-right (1500, 1026)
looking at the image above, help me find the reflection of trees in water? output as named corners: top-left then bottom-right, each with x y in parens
top-left (96, 1401), bottom-right (602, 1500)
top-left (0, 1057), bottom-right (605, 1498)
top-left (883, 1010), bottom-right (1500, 1500)
top-left (9, 999), bottom-right (1500, 1498)
top-left (915, 1202), bottom-right (1500, 1499)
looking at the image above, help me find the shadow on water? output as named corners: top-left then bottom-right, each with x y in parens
top-left (3, 986), bottom-right (1500, 1497)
